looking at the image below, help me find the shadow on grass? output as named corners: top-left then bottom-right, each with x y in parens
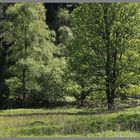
top-left (0, 109), bottom-right (126, 117)
top-left (0, 112), bottom-right (98, 117)
top-left (0, 105), bottom-right (139, 117)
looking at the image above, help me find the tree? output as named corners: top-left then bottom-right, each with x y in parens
top-left (5, 3), bottom-right (66, 107)
top-left (44, 3), bottom-right (78, 44)
top-left (0, 3), bottom-right (14, 109)
top-left (70, 3), bottom-right (140, 110)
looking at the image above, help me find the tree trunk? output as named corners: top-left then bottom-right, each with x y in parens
top-left (79, 90), bottom-right (85, 107)
top-left (106, 79), bottom-right (116, 110)
top-left (77, 87), bottom-right (93, 107)
top-left (22, 67), bottom-right (27, 104)
top-left (22, 27), bottom-right (28, 106)
top-left (107, 98), bottom-right (115, 110)
top-left (103, 4), bottom-right (116, 110)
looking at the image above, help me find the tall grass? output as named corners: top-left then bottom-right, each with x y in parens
top-left (0, 106), bottom-right (140, 137)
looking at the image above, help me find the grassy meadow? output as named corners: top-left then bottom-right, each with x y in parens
top-left (0, 2), bottom-right (140, 138)
top-left (0, 106), bottom-right (140, 137)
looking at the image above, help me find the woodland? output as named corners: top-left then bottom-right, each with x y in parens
top-left (0, 3), bottom-right (140, 137)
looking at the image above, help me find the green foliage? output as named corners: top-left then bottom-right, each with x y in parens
top-left (70, 3), bottom-right (140, 109)
top-left (0, 3), bottom-right (140, 137)
top-left (2, 3), bottom-right (67, 107)
top-left (113, 114), bottom-right (140, 131)
top-left (0, 4), bottom-right (13, 108)
top-left (57, 8), bottom-right (70, 26)
top-left (0, 2), bottom-right (140, 116)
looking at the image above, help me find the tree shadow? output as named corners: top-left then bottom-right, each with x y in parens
top-left (0, 110), bottom-right (124, 117)
top-left (0, 105), bottom-right (138, 117)
top-left (0, 112), bottom-right (95, 117)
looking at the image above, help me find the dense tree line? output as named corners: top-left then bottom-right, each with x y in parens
top-left (0, 3), bottom-right (140, 110)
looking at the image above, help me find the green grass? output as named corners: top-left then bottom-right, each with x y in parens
top-left (0, 107), bottom-right (84, 115)
top-left (0, 106), bottom-right (140, 137)
top-left (16, 131), bottom-right (140, 137)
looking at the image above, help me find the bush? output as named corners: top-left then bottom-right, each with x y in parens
top-left (113, 114), bottom-right (140, 131)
